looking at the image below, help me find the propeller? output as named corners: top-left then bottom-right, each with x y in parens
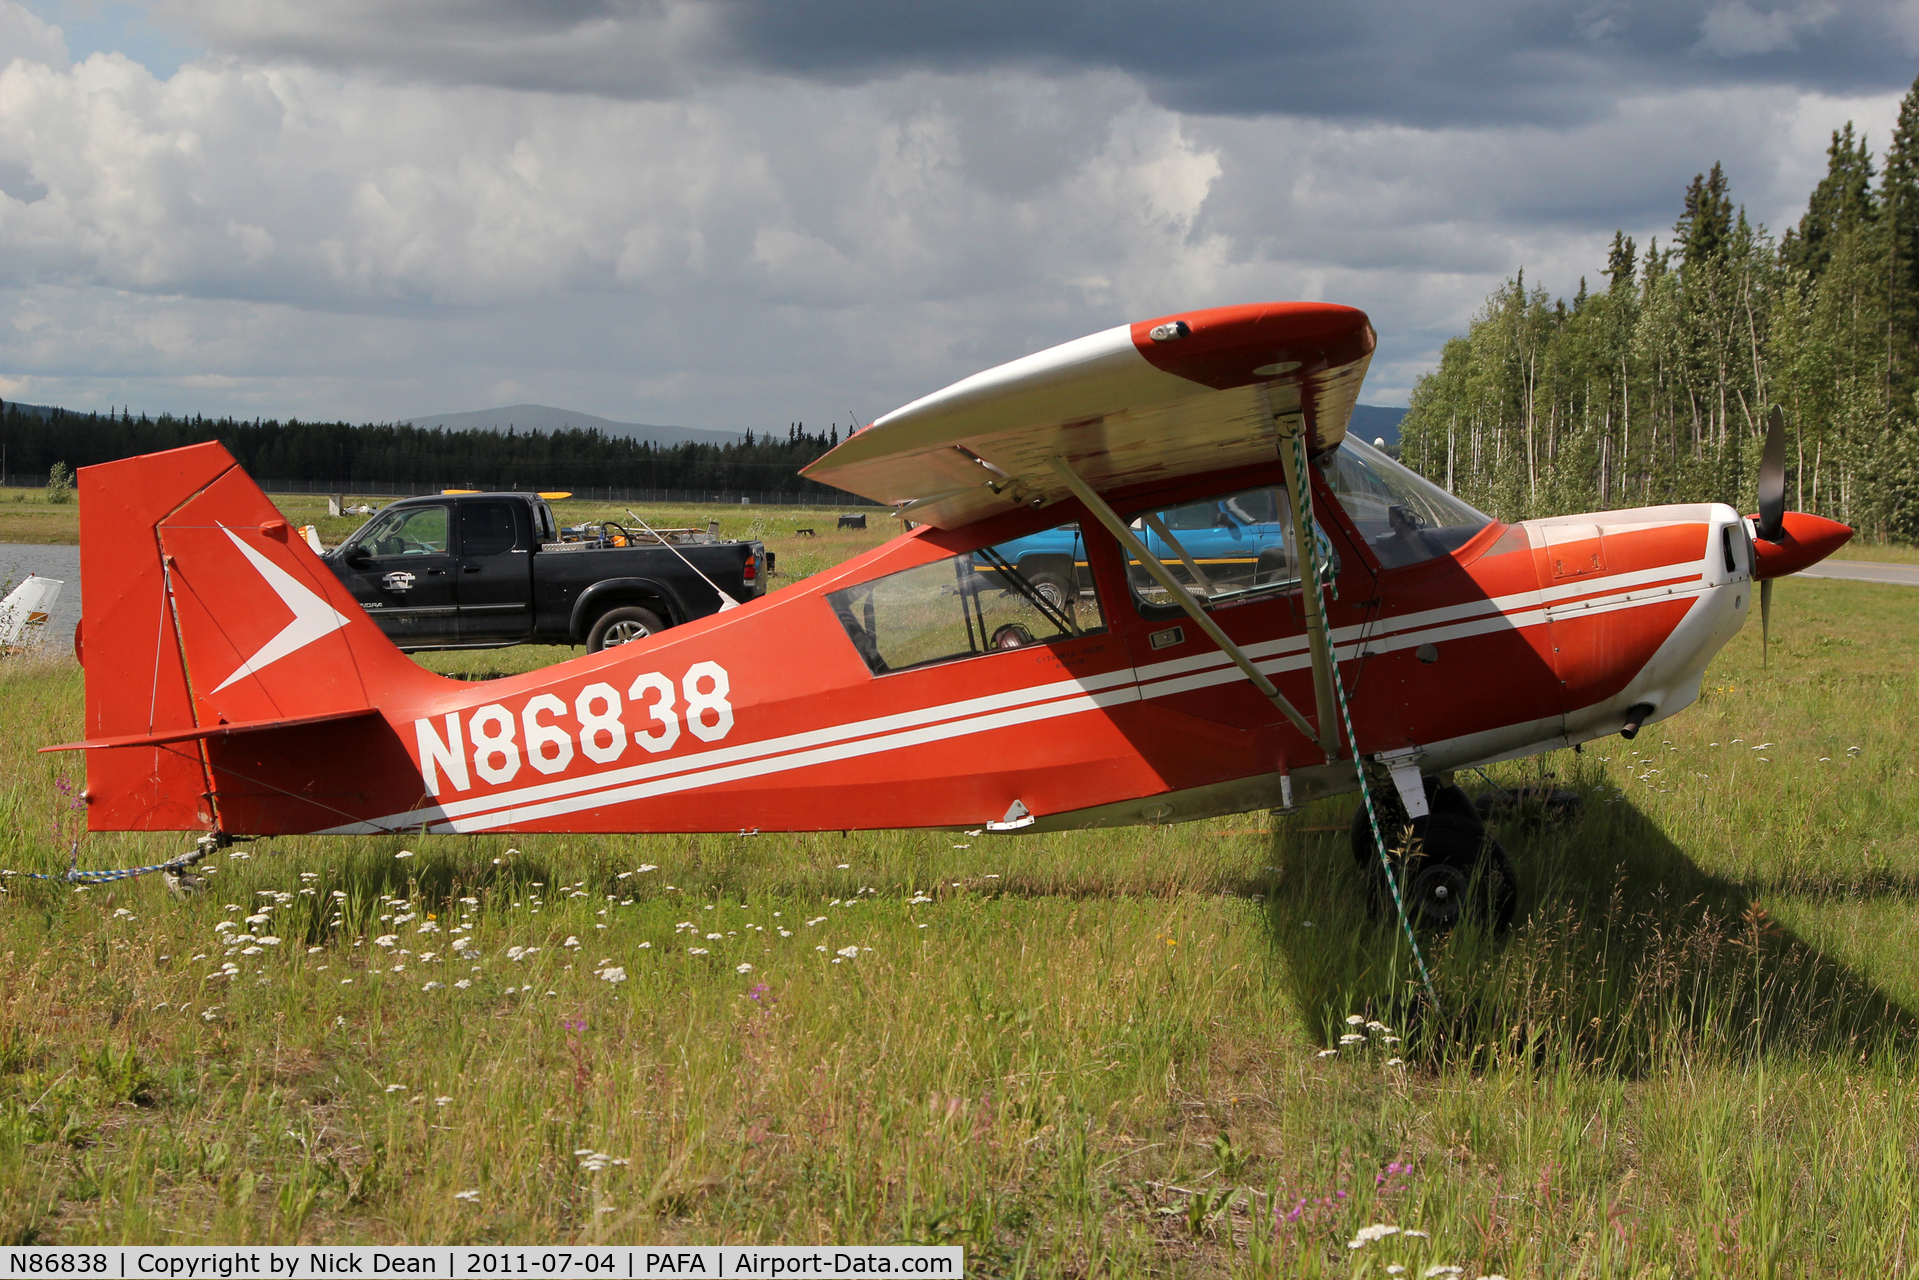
top-left (1747, 405), bottom-right (1853, 667)
top-left (1758, 405), bottom-right (1785, 666)
top-left (1757, 404), bottom-right (1787, 542)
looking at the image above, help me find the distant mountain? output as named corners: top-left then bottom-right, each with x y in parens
top-left (402, 404), bottom-right (742, 447)
top-left (1350, 404), bottom-right (1408, 447)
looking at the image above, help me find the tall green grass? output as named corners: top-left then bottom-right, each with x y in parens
top-left (0, 575), bottom-right (1914, 1275)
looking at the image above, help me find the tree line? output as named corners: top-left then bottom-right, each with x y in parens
top-left (0, 404), bottom-right (853, 500)
top-left (1400, 73), bottom-right (1919, 543)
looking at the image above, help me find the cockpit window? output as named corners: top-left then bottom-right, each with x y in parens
top-left (1124, 485), bottom-right (1298, 612)
top-left (1316, 437), bottom-right (1492, 570)
top-left (828, 540), bottom-right (1105, 676)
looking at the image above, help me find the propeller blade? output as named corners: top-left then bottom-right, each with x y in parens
top-left (1757, 405), bottom-right (1787, 542)
top-left (1761, 576), bottom-right (1772, 669)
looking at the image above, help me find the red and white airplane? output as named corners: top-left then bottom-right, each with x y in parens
top-left (48, 302), bottom-right (1850, 924)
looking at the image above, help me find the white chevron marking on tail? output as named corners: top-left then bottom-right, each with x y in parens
top-left (211, 525), bottom-right (350, 694)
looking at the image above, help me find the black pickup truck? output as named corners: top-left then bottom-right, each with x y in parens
top-left (322, 492), bottom-right (768, 652)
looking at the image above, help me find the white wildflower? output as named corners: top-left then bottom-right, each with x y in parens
top-left (563, 936), bottom-right (581, 949)
top-left (1348, 1223), bottom-right (1400, 1249)
top-left (1346, 1014), bottom-right (1366, 1026)
top-left (452, 938), bottom-right (474, 952)
top-left (836, 946), bottom-right (859, 959)
top-left (422, 981), bottom-right (444, 991)
top-left (687, 948), bottom-right (709, 955)
top-left (736, 963), bottom-right (753, 974)
top-left (454, 979), bottom-right (471, 989)
top-left (455, 1190), bottom-right (479, 1203)
top-left (374, 934), bottom-right (399, 948)
top-left (258, 937), bottom-right (281, 946)
top-left (395, 850), bottom-right (414, 859)
top-left (599, 967), bottom-right (627, 983)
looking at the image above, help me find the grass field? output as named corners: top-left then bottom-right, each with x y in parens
top-left (2, 496), bottom-right (1919, 1273)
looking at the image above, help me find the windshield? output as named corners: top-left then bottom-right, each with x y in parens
top-left (1316, 437), bottom-right (1492, 570)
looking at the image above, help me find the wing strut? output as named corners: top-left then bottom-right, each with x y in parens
top-left (1045, 455), bottom-right (1321, 746)
top-left (1274, 414), bottom-right (1343, 760)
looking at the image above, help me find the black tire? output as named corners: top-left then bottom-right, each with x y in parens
top-left (1025, 568), bottom-right (1075, 613)
top-left (1395, 813), bottom-right (1517, 934)
top-left (1352, 793), bottom-right (1516, 934)
top-left (586, 605), bottom-right (665, 652)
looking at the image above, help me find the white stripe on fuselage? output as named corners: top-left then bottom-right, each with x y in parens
top-left (324, 559), bottom-right (1711, 834)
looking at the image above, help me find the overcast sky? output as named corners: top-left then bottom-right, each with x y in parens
top-left (0, 1), bottom-right (1912, 432)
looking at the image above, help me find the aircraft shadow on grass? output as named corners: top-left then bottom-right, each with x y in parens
top-left (1258, 787), bottom-right (1919, 1072)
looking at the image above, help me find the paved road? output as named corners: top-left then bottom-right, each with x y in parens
top-left (1796, 559), bottom-right (1919, 587)
top-left (0, 542), bottom-right (80, 655)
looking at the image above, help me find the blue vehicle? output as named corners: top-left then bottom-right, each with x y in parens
top-left (975, 486), bottom-right (1298, 611)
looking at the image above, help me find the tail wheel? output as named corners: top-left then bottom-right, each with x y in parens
top-left (586, 605), bottom-right (665, 652)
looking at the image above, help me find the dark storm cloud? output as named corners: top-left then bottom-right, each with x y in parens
top-left (166, 0), bottom-right (1919, 125)
top-left (721, 0), bottom-right (1919, 125)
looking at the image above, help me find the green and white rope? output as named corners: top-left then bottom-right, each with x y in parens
top-left (0, 839), bottom-right (214, 887)
top-left (1294, 434), bottom-right (1440, 1009)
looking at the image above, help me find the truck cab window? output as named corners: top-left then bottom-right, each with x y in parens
top-left (1315, 437), bottom-right (1492, 570)
top-left (828, 540), bottom-right (1105, 676)
top-left (353, 506), bottom-right (449, 558)
top-left (1126, 485), bottom-right (1297, 612)
top-left (460, 502), bottom-right (521, 556)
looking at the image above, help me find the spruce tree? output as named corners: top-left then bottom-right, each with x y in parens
top-left (1782, 124), bottom-right (1876, 286)
top-left (1675, 163), bottom-right (1734, 269)
top-left (1883, 74), bottom-right (1919, 405)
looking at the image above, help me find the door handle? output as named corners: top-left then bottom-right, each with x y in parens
top-left (462, 564), bottom-right (482, 573)
top-left (425, 568), bottom-right (448, 576)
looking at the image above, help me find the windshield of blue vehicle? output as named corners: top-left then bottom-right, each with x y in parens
top-left (829, 533), bottom-right (1106, 676)
top-left (1122, 485), bottom-right (1298, 610)
top-left (1316, 437), bottom-right (1492, 570)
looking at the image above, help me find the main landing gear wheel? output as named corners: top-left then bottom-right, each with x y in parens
top-left (1351, 782), bottom-right (1517, 934)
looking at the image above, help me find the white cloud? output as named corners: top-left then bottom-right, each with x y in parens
top-left (0, 0), bottom-right (1908, 425)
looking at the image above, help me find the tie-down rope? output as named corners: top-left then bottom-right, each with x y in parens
top-left (1295, 434), bottom-right (1440, 1009)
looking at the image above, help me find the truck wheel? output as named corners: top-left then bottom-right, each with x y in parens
top-left (587, 606), bottom-right (665, 652)
top-left (1025, 568), bottom-right (1074, 611)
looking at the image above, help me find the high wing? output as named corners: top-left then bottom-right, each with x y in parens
top-left (0, 574), bottom-right (63, 648)
top-left (801, 302), bottom-right (1374, 529)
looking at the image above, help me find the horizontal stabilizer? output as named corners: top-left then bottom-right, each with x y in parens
top-left (41, 707), bottom-right (383, 754)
